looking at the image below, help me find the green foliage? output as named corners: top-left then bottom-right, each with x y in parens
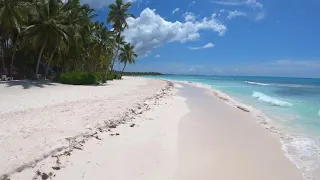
top-left (59, 72), bottom-right (102, 85)
top-left (0, 0), bottom-right (137, 82)
top-left (107, 72), bottom-right (121, 80)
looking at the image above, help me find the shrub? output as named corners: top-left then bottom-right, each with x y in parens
top-left (107, 72), bottom-right (119, 80)
top-left (59, 72), bottom-right (102, 85)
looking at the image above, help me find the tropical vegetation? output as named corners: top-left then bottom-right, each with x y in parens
top-left (0, 0), bottom-right (138, 84)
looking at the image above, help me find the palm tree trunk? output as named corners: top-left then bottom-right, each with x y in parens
top-left (35, 37), bottom-right (48, 78)
top-left (45, 46), bottom-right (57, 77)
top-left (1, 46), bottom-right (5, 74)
top-left (10, 34), bottom-right (20, 77)
top-left (111, 32), bottom-right (121, 72)
top-left (120, 62), bottom-right (127, 79)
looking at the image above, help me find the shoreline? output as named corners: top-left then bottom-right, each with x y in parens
top-left (2, 77), bottom-right (306, 180)
top-left (165, 79), bottom-right (316, 179)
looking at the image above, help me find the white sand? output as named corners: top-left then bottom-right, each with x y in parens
top-left (0, 77), bottom-right (167, 178)
top-left (1, 78), bottom-right (304, 180)
top-left (10, 84), bottom-right (188, 180)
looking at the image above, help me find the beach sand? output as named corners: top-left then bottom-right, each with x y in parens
top-left (1, 78), bottom-right (304, 180)
top-left (0, 77), bottom-right (167, 178)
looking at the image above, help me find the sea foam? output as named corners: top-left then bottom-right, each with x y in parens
top-left (282, 137), bottom-right (320, 180)
top-left (252, 91), bottom-right (293, 107)
top-left (245, 81), bottom-right (312, 88)
top-left (245, 81), bottom-right (270, 86)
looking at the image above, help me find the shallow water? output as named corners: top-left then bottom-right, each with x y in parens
top-left (150, 75), bottom-right (320, 179)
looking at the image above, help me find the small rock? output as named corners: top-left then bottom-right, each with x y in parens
top-left (130, 124), bottom-right (135, 127)
top-left (41, 173), bottom-right (49, 180)
top-left (109, 124), bottom-right (117, 128)
top-left (115, 133), bottom-right (120, 136)
top-left (52, 166), bottom-right (60, 170)
top-left (36, 170), bottom-right (41, 176)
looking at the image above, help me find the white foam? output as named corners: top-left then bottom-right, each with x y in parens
top-left (245, 81), bottom-right (312, 88)
top-left (245, 81), bottom-right (270, 86)
top-left (318, 110), bottom-right (320, 117)
top-left (282, 137), bottom-right (320, 179)
top-left (174, 84), bottom-right (183, 89)
top-left (252, 91), bottom-right (293, 107)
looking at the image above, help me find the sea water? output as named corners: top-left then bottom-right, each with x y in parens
top-left (151, 75), bottom-right (320, 179)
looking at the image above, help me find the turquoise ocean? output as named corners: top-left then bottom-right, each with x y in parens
top-left (151, 75), bottom-right (320, 179)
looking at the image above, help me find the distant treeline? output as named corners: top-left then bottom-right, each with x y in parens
top-left (117, 71), bottom-right (163, 76)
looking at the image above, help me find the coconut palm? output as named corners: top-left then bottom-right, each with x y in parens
top-left (118, 43), bottom-right (137, 78)
top-left (0, 0), bottom-right (33, 74)
top-left (23, 0), bottom-right (73, 77)
top-left (107, 0), bottom-right (134, 73)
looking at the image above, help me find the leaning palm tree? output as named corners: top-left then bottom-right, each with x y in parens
top-left (107, 0), bottom-right (134, 73)
top-left (118, 43), bottom-right (137, 78)
top-left (0, 0), bottom-right (33, 75)
top-left (23, 0), bottom-right (71, 77)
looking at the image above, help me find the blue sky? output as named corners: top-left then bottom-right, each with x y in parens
top-left (84, 0), bottom-right (320, 78)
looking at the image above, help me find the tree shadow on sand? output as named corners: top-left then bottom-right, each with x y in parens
top-left (0, 80), bottom-right (56, 89)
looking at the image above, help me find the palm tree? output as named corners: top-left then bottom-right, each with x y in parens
top-left (23, 0), bottom-right (72, 77)
top-left (0, 0), bottom-right (32, 75)
top-left (119, 43), bottom-right (137, 78)
top-left (107, 0), bottom-right (134, 73)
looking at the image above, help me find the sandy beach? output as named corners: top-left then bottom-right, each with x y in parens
top-left (1, 77), bottom-right (304, 180)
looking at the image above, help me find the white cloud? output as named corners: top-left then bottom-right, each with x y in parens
top-left (211, 0), bottom-right (263, 8)
top-left (155, 54), bottom-right (161, 58)
top-left (80, 0), bottom-right (136, 9)
top-left (123, 8), bottom-right (226, 57)
top-left (189, 43), bottom-right (215, 50)
top-left (184, 12), bottom-right (196, 22)
top-left (172, 8), bottom-right (180, 14)
top-left (227, 10), bottom-right (247, 20)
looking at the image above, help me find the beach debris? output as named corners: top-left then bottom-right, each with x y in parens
top-left (33, 170), bottom-right (54, 180)
top-left (110, 133), bottom-right (120, 136)
top-left (237, 106), bottom-right (250, 112)
top-left (41, 172), bottom-right (49, 180)
top-left (52, 166), bottom-right (60, 170)
top-left (6, 81), bottom-right (176, 180)
top-left (108, 123), bottom-right (117, 128)
top-left (130, 123), bottom-right (135, 127)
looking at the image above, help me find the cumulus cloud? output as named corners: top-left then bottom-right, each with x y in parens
top-left (172, 8), bottom-right (180, 14)
top-left (123, 8), bottom-right (227, 57)
top-left (80, 0), bottom-right (136, 9)
top-left (189, 43), bottom-right (215, 50)
top-left (184, 12), bottom-right (196, 22)
top-left (211, 0), bottom-right (263, 8)
top-left (155, 54), bottom-right (161, 58)
top-left (227, 10), bottom-right (247, 20)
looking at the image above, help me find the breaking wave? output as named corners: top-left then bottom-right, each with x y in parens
top-left (252, 91), bottom-right (293, 107)
top-left (245, 81), bottom-right (270, 86)
top-left (245, 81), bottom-right (315, 88)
